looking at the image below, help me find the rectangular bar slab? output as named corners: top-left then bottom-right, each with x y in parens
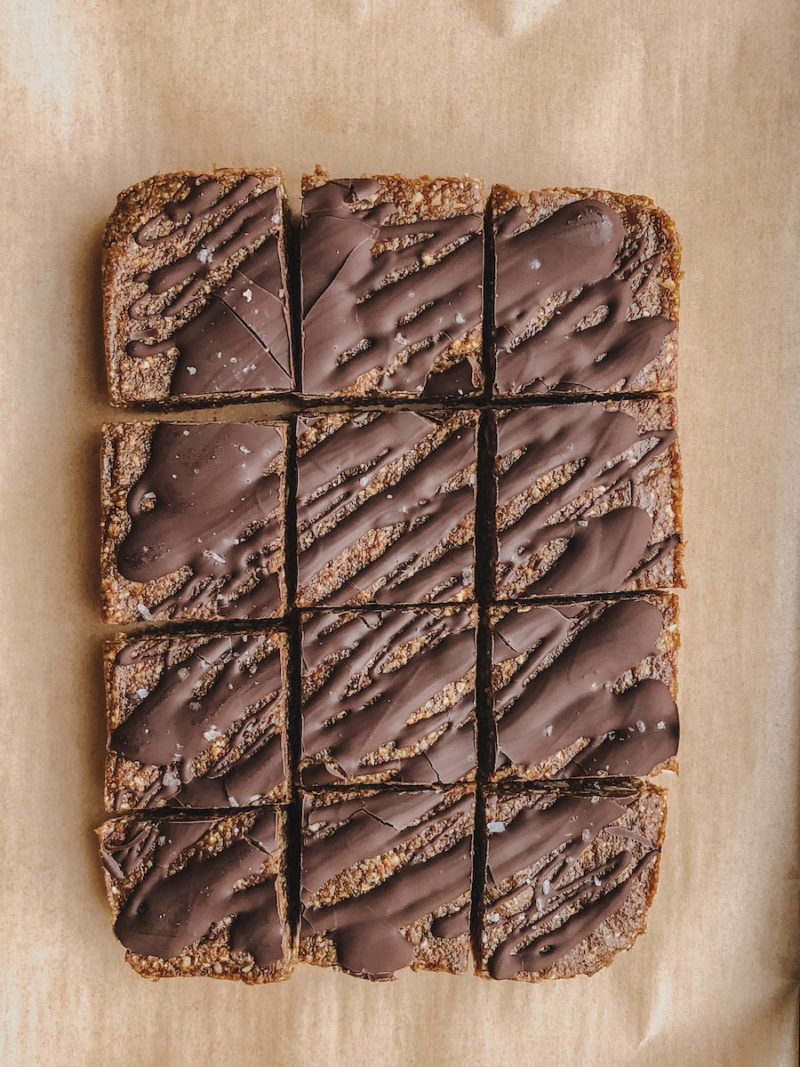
top-left (98, 809), bottom-right (293, 982)
top-left (300, 606), bottom-right (477, 787)
top-left (494, 398), bottom-right (684, 598)
top-left (479, 786), bottom-right (666, 981)
top-left (105, 630), bottom-right (289, 810)
top-left (491, 595), bottom-right (679, 782)
top-left (296, 410), bottom-right (477, 606)
top-left (103, 169), bottom-right (293, 406)
top-left (300, 787), bottom-right (474, 980)
top-left (101, 421), bottom-right (286, 623)
top-left (301, 170), bottom-right (485, 398)
top-left (492, 185), bottom-right (680, 396)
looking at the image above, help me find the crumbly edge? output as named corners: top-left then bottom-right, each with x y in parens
top-left (100, 421), bottom-right (287, 624)
top-left (301, 168), bottom-right (485, 399)
top-left (494, 396), bottom-right (685, 599)
top-left (298, 785), bottom-right (474, 977)
top-left (477, 784), bottom-right (667, 981)
top-left (103, 168), bottom-right (291, 406)
top-left (97, 809), bottom-right (294, 982)
top-left (490, 594), bottom-right (680, 783)
top-left (103, 630), bottom-right (290, 811)
top-left (491, 184), bottom-right (682, 395)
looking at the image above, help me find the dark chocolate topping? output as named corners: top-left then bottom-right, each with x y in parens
top-left (301, 178), bottom-right (483, 396)
top-left (494, 199), bottom-right (674, 394)
top-left (126, 176), bottom-right (291, 395)
top-left (301, 790), bottom-right (473, 979)
top-left (297, 410), bottom-right (476, 606)
top-left (301, 609), bottom-right (476, 786)
top-left (495, 404), bottom-right (679, 596)
top-left (103, 812), bottom-right (284, 966)
top-left (116, 422), bottom-right (284, 620)
top-left (484, 793), bottom-right (659, 979)
top-left (493, 599), bottom-right (678, 777)
top-left (110, 633), bottom-right (286, 808)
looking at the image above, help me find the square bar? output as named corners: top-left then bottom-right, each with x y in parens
top-left (103, 169), bottom-right (293, 405)
top-left (101, 421), bottom-right (286, 623)
top-left (300, 787), bottom-right (474, 980)
top-left (301, 170), bottom-right (485, 398)
top-left (494, 398), bottom-right (684, 598)
top-left (479, 786), bottom-right (666, 981)
top-left (105, 630), bottom-right (289, 810)
top-left (300, 607), bottom-right (477, 787)
top-left (296, 410), bottom-right (477, 606)
top-left (98, 809), bottom-right (293, 981)
top-left (491, 595), bottom-right (679, 782)
top-left (492, 185), bottom-right (680, 396)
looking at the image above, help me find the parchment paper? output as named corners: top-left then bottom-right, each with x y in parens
top-left (2, 2), bottom-right (798, 1064)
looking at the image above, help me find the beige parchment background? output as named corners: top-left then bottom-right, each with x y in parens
top-left (2, 1), bottom-right (798, 1064)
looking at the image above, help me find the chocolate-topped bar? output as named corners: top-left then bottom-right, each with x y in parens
top-left (301, 607), bottom-right (477, 786)
top-left (494, 398), bottom-right (684, 598)
top-left (103, 169), bottom-right (293, 405)
top-left (301, 170), bottom-right (485, 398)
top-left (105, 630), bottom-right (288, 810)
top-left (98, 809), bottom-right (292, 981)
top-left (296, 410), bottom-right (477, 606)
top-left (300, 787), bottom-right (474, 980)
top-left (479, 787), bottom-right (665, 981)
top-left (101, 421), bottom-right (286, 623)
top-left (492, 186), bottom-right (681, 396)
top-left (491, 596), bottom-right (679, 782)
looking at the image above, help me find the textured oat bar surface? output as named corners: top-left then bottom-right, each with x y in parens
top-left (301, 170), bottom-right (485, 398)
top-left (101, 421), bottom-right (286, 623)
top-left (105, 630), bottom-right (289, 810)
top-left (103, 168), bottom-right (293, 405)
top-left (492, 185), bottom-right (681, 396)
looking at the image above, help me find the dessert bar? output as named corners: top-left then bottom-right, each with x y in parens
top-left (103, 169), bottom-right (293, 405)
top-left (101, 421), bottom-right (286, 623)
top-left (105, 630), bottom-right (289, 810)
top-left (296, 409), bottom-right (477, 606)
top-left (494, 398), bottom-right (684, 599)
top-left (98, 809), bottom-right (293, 981)
top-left (300, 606), bottom-right (477, 786)
top-left (492, 185), bottom-right (680, 396)
top-left (301, 171), bottom-right (485, 398)
top-left (300, 787), bottom-right (474, 980)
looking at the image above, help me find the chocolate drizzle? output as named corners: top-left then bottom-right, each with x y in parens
top-left (301, 789), bottom-right (474, 979)
top-left (483, 792), bottom-right (661, 979)
top-left (108, 633), bottom-right (287, 809)
top-left (301, 178), bottom-right (483, 396)
top-left (123, 175), bottom-right (292, 396)
top-left (296, 411), bottom-right (477, 605)
top-left (494, 198), bottom-right (675, 394)
top-left (101, 812), bottom-right (285, 967)
top-left (115, 422), bottom-right (285, 620)
top-left (495, 403), bottom-right (681, 597)
top-left (301, 609), bottom-right (476, 786)
top-left (493, 599), bottom-right (679, 778)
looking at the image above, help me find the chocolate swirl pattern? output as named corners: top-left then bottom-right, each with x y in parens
top-left (301, 608), bottom-right (477, 786)
top-left (493, 191), bottom-right (678, 395)
top-left (300, 789), bottom-right (474, 979)
top-left (98, 811), bottom-right (290, 980)
top-left (495, 400), bottom-right (683, 598)
top-left (301, 176), bottom-right (484, 397)
top-left (106, 632), bottom-right (287, 810)
top-left (492, 598), bottom-right (679, 780)
top-left (481, 789), bottom-right (664, 980)
top-left (104, 170), bottom-right (292, 403)
top-left (102, 422), bottom-right (286, 623)
top-left (296, 410), bottom-right (477, 606)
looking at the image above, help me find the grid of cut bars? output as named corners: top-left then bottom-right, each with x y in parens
top-left (98, 169), bottom-right (683, 984)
